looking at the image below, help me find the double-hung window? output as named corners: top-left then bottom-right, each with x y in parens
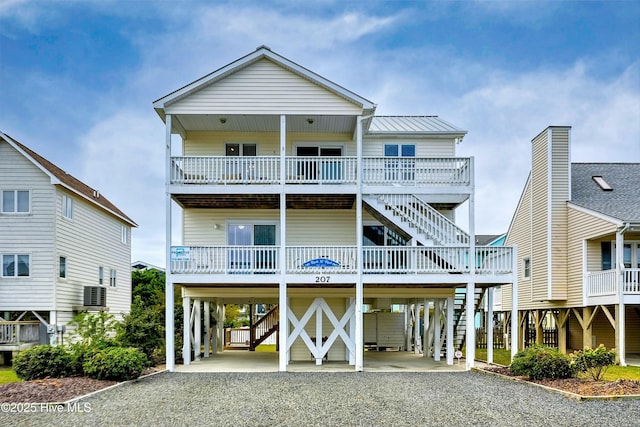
top-left (62, 195), bottom-right (73, 219)
top-left (59, 256), bottom-right (67, 278)
top-left (98, 267), bottom-right (104, 285)
top-left (2, 190), bottom-right (29, 213)
top-left (2, 254), bottom-right (30, 277)
top-left (523, 257), bottom-right (531, 279)
top-left (121, 225), bottom-right (128, 244)
top-left (110, 269), bottom-right (116, 287)
top-left (384, 144), bottom-right (416, 181)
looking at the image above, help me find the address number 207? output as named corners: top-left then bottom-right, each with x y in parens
top-left (315, 276), bottom-right (330, 283)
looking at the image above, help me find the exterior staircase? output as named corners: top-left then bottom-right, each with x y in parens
top-left (363, 194), bottom-right (469, 246)
top-left (249, 305), bottom-right (279, 351)
top-left (448, 287), bottom-right (486, 352)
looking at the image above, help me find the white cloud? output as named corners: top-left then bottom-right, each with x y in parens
top-left (77, 108), bottom-right (166, 266)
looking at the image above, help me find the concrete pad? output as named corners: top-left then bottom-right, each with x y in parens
top-left (175, 350), bottom-right (467, 373)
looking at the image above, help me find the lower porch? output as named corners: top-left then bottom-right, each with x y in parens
top-left (176, 348), bottom-right (469, 373)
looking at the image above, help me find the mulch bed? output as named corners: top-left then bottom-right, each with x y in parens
top-left (0, 366), bottom-right (164, 403)
top-left (0, 377), bottom-right (117, 403)
top-left (482, 366), bottom-right (640, 396)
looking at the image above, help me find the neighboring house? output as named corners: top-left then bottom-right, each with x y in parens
top-left (132, 260), bottom-right (165, 273)
top-left (154, 46), bottom-right (517, 372)
top-left (0, 132), bottom-right (137, 353)
top-left (502, 126), bottom-right (640, 365)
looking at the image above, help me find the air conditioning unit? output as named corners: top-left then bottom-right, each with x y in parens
top-left (84, 286), bottom-right (106, 307)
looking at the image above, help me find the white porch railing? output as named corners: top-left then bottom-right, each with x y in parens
top-left (171, 156), bottom-right (280, 184)
top-left (170, 246), bottom-right (279, 274)
top-left (285, 157), bottom-right (357, 184)
top-left (586, 268), bottom-right (640, 297)
top-left (287, 246), bottom-right (357, 273)
top-left (170, 245), bottom-right (515, 275)
top-left (624, 269), bottom-right (640, 294)
top-left (169, 156), bottom-right (470, 186)
top-left (586, 270), bottom-right (617, 296)
top-left (362, 157), bottom-right (471, 186)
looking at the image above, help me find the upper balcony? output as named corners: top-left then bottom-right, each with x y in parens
top-left (169, 245), bottom-right (513, 285)
top-left (169, 156), bottom-right (471, 190)
top-left (585, 268), bottom-right (640, 305)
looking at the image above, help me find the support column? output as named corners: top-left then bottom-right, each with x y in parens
top-left (616, 229), bottom-right (626, 366)
top-left (487, 287), bottom-right (494, 364)
top-left (355, 115), bottom-right (364, 372)
top-left (405, 303), bottom-right (412, 351)
top-left (465, 283), bottom-right (476, 369)
top-left (164, 113), bottom-right (175, 372)
top-left (278, 114), bottom-right (288, 372)
top-left (414, 301), bottom-right (421, 354)
top-left (511, 246), bottom-right (519, 359)
top-left (194, 299), bottom-right (201, 361)
top-left (582, 307), bottom-right (593, 349)
top-left (423, 299), bottom-right (430, 358)
top-left (433, 299), bottom-right (441, 362)
top-left (466, 159), bottom-right (476, 370)
top-left (49, 311), bottom-right (57, 345)
top-left (349, 297), bottom-right (355, 365)
top-left (557, 309), bottom-right (568, 354)
top-left (446, 296), bottom-right (454, 365)
top-left (204, 302), bottom-right (210, 358)
top-left (535, 310), bottom-right (543, 345)
top-left (183, 296), bottom-right (191, 365)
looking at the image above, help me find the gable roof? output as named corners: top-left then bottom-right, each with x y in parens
top-left (153, 46), bottom-right (376, 118)
top-left (570, 163), bottom-right (640, 222)
top-left (0, 132), bottom-right (137, 227)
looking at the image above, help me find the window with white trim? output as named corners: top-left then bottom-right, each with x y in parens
top-left (62, 195), bottom-right (73, 219)
top-left (2, 190), bottom-right (29, 213)
top-left (109, 269), bottom-right (116, 287)
top-left (121, 225), bottom-right (128, 244)
top-left (2, 254), bottom-right (30, 277)
top-left (98, 266), bottom-right (104, 285)
top-left (59, 256), bottom-right (67, 279)
top-left (523, 257), bottom-right (531, 279)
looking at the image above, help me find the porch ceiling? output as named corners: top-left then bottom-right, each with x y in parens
top-left (173, 194), bottom-right (356, 209)
top-left (174, 114), bottom-right (357, 134)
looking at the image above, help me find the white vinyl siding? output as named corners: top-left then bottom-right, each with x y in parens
top-left (183, 131), bottom-right (354, 156)
top-left (567, 207), bottom-right (616, 306)
top-left (362, 138), bottom-right (456, 157)
top-left (0, 141), bottom-right (56, 311)
top-left (55, 190), bottom-right (131, 317)
top-left (182, 209), bottom-right (357, 246)
top-left (166, 58), bottom-right (363, 115)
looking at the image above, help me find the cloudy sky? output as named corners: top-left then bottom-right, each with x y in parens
top-left (1, 0), bottom-right (639, 267)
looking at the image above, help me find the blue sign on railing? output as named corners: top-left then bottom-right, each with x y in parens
top-left (302, 258), bottom-right (340, 268)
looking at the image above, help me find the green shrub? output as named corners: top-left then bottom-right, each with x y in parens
top-left (572, 345), bottom-right (616, 381)
top-left (83, 347), bottom-right (148, 381)
top-left (68, 312), bottom-right (118, 348)
top-left (509, 345), bottom-right (574, 380)
top-left (116, 296), bottom-right (164, 365)
top-left (12, 345), bottom-right (73, 380)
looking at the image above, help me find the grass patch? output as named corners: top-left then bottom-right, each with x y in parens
top-left (473, 348), bottom-right (512, 366)
top-left (255, 344), bottom-right (276, 353)
top-left (0, 367), bottom-right (21, 385)
top-left (602, 364), bottom-right (640, 381)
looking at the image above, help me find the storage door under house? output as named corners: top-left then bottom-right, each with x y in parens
top-left (227, 224), bottom-right (276, 273)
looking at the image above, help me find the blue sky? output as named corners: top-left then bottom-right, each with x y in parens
top-left (1, 0), bottom-right (639, 267)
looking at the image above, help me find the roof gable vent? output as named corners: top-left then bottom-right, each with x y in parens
top-left (592, 176), bottom-right (613, 191)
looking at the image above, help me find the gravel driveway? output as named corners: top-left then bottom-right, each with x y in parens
top-left (2, 371), bottom-right (639, 426)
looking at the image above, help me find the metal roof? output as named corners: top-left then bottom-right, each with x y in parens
top-left (367, 116), bottom-right (466, 135)
top-left (570, 163), bottom-right (640, 222)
